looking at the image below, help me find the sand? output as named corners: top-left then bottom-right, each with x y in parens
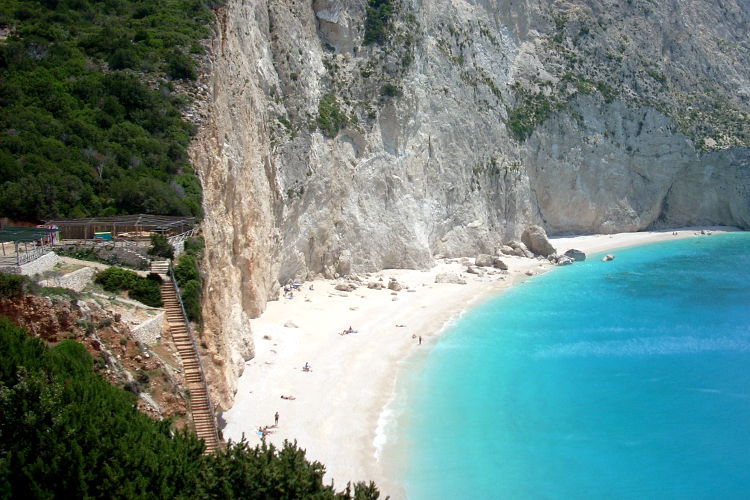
top-left (221, 227), bottom-right (737, 497)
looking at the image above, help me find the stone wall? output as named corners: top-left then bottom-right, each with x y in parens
top-left (132, 312), bottom-right (165, 346)
top-left (39, 267), bottom-right (96, 292)
top-left (20, 252), bottom-right (59, 277)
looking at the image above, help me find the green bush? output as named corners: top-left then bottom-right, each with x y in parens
top-left (364, 0), bottom-right (396, 46)
top-left (381, 83), bottom-right (402, 98)
top-left (316, 93), bottom-right (349, 138)
top-left (0, 273), bottom-right (30, 298)
top-left (174, 253), bottom-right (201, 322)
top-left (166, 50), bottom-right (198, 80)
top-left (94, 267), bottom-right (139, 292)
top-left (148, 233), bottom-right (174, 259)
top-left (507, 91), bottom-right (560, 141)
top-left (94, 267), bottom-right (162, 307)
top-left (183, 236), bottom-right (204, 256)
top-left (0, 318), bottom-right (381, 498)
top-left (180, 279), bottom-right (201, 323)
top-left (128, 278), bottom-right (163, 308)
top-left (174, 254), bottom-right (199, 284)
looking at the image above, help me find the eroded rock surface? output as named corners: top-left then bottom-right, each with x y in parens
top-left (190, 0), bottom-right (750, 407)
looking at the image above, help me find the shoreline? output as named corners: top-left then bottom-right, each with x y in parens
top-left (221, 227), bottom-right (739, 497)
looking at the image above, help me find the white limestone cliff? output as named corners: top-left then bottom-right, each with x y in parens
top-left (189, 0), bottom-right (750, 407)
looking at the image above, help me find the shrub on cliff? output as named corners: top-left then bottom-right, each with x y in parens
top-left (0, 319), bottom-right (381, 499)
top-left (179, 279), bottom-right (202, 323)
top-left (364, 0), bottom-right (396, 46)
top-left (94, 267), bottom-right (162, 307)
top-left (317, 94), bottom-right (349, 138)
top-left (175, 253), bottom-right (201, 322)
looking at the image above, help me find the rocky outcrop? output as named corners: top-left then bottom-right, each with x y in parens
top-left (564, 249), bottom-right (586, 262)
top-left (435, 273), bottom-right (467, 285)
top-left (190, 0), bottom-right (750, 408)
top-left (521, 225), bottom-right (556, 257)
top-left (492, 257), bottom-right (508, 270)
top-left (475, 254), bottom-right (494, 267)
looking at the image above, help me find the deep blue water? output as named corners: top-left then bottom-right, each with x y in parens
top-left (391, 233), bottom-right (750, 499)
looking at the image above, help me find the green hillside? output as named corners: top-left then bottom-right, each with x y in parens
top-left (0, 317), bottom-right (380, 498)
top-left (0, 0), bottom-right (214, 221)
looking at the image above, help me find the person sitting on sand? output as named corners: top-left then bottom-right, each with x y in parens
top-left (303, 362), bottom-right (311, 372)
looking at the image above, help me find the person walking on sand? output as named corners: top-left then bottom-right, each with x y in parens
top-left (274, 411), bottom-right (279, 426)
top-left (419, 336), bottom-right (422, 345)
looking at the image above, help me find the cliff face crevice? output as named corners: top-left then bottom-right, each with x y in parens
top-left (190, 0), bottom-right (750, 408)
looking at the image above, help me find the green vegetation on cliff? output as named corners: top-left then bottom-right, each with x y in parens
top-left (0, 318), bottom-right (380, 498)
top-left (0, 0), bottom-right (218, 221)
top-left (364, 0), bottom-right (396, 46)
top-left (317, 93), bottom-right (349, 138)
top-left (174, 236), bottom-right (204, 323)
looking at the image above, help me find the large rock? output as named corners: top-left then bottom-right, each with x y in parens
top-left (475, 254), bottom-right (494, 267)
top-left (521, 225), bottom-right (556, 257)
top-left (435, 273), bottom-right (467, 285)
top-left (507, 241), bottom-right (534, 258)
top-left (564, 249), bottom-right (586, 262)
top-left (492, 257), bottom-right (508, 270)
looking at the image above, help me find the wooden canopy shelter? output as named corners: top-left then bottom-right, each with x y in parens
top-left (44, 214), bottom-right (196, 241)
top-left (0, 227), bottom-right (57, 266)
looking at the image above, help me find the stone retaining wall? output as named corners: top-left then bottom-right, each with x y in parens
top-left (17, 252), bottom-right (60, 277)
top-left (132, 312), bottom-right (165, 345)
top-left (39, 267), bottom-right (96, 292)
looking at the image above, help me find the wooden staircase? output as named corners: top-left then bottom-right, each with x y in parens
top-left (160, 277), bottom-right (220, 453)
top-left (150, 260), bottom-right (170, 274)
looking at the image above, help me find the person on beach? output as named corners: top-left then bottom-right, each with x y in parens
top-left (303, 362), bottom-right (311, 372)
top-left (281, 395), bottom-right (296, 400)
top-left (274, 411), bottom-right (279, 426)
top-left (419, 336), bottom-right (422, 345)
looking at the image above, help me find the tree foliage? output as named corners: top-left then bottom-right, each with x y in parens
top-left (175, 238), bottom-right (202, 322)
top-left (0, 273), bottom-right (31, 298)
top-left (148, 233), bottom-right (175, 259)
top-left (363, 0), bottom-right (396, 46)
top-left (94, 266), bottom-right (162, 307)
top-left (317, 93), bottom-right (349, 138)
top-left (0, 318), bottom-right (381, 499)
top-left (0, 0), bottom-right (215, 221)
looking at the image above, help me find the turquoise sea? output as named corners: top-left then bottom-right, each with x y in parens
top-left (386, 232), bottom-right (750, 499)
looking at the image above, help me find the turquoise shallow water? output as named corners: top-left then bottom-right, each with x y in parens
top-left (390, 233), bottom-right (750, 499)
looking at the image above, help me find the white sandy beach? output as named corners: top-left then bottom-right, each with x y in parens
top-left (221, 227), bottom-right (737, 497)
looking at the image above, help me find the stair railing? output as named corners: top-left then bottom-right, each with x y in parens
top-left (167, 264), bottom-right (220, 449)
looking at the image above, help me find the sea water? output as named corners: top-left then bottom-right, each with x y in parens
top-left (387, 232), bottom-right (750, 499)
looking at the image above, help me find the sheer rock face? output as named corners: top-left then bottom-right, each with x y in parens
top-left (189, 3), bottom-right (283, 410)
top-left (190, 0), bottom-right (750, 407)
